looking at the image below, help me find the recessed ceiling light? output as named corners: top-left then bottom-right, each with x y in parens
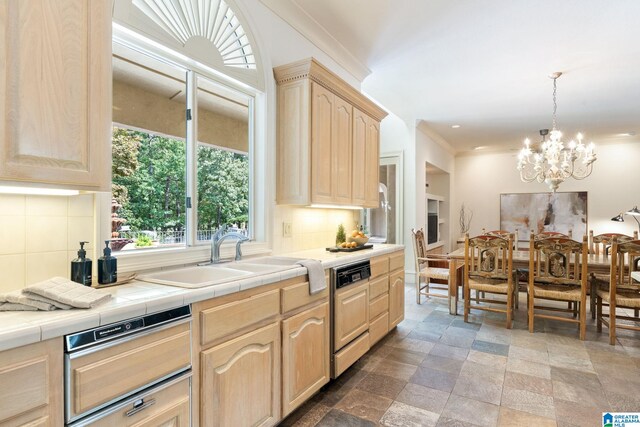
top-left (451, 124), bottom-right (461, 129)
top-left (474, 146), bottom-right (485, 150)
top-left (617, 131), bottom-right (636, 137)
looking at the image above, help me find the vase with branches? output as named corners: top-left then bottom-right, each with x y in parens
top-left (459, 203), bottom-right (473, 236)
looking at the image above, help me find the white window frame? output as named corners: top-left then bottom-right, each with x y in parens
top-left (101, 24), bottom-right (269, 273)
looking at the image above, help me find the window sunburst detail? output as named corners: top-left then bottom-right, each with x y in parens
top-left (132, 0), bottom-right (256, 69)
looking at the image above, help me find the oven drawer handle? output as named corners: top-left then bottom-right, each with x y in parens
top-left (125, 398), bottom-right (156, 417)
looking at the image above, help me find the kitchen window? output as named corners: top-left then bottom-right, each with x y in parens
top-left (111, 41), bottom-right (253, 252)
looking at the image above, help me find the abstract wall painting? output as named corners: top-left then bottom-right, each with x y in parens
top-left (500, 192), bottom-right (588, 241)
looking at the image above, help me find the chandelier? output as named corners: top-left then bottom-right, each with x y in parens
top-left (517, 72), bottom-right (596, 192)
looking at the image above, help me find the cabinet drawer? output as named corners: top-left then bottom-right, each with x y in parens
top-left (333, 332), bottom-right (369, 378)
top-left (369, 256), bottom-right (389, 279)
top-left (281, 274), bottom-right (329, 314)
top-left (369, 293), bottom-right (389, 320)
top-left (68, 322), bottom-right (191, 420)
top-left (369, 312), bottom-right (390, 346)
top-left (200, 289), bottom-right (280, 346)
top-left (389, 251), bottom-right (404, 272)
top-left (82, 375), bottom-right (190, 427)
top-left (369, 275), bottom-right (389, 300)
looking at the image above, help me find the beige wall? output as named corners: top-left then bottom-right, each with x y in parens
top-left (0, 194), bottom-right (95, 293)
top-left (113, 80), bottom-right (249, 152)
top-left (272, 206), bottom-right (357, 254)
top-left (453, 142), bottom-right (640, 245)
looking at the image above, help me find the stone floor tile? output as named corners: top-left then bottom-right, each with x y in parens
top-left (506, 357), bottom-right (551, 379)
top-left (549, 366), bottom-right (601, 390)
top-left (331, 366), bottom-right (369, 390)
top-left (452, 373), bottom-right (503, 405)
top-left (386, 348), bottom-right (428, 366)
top-left (552, 380), bottom-right (608, 408)
top-left (368, 343), bottom-right (397, 358)
top-left (379, 401), bottom-right (440, 427)
top-left (435, 417), bottom-right (480, 427)
top-left (408, 329), bottom-right (443, 342)
top-left (429, 343), bottom-right (470, 361)
top-left (497, 406), bottom-right (557, 427)
top-left (410, 366), bottom-right (459, 392)
top-left (280, 401), bottom-right (332, 427)
top-left (315, 409), bottom-right (376, 427)
top-left (460, 360), bottom-right (506, 384)
top-left (604, 389), bottom-right (640, 412)
top-left (451, 317), bottom-right (482, 331)
top-left (373, 358), bottom-right (419, 381)
top-left (441, 394), bottom-right (500, 427)
top-left (356, 373), bottom-right (406, 400)
top-left (439, 333), bottom-right (475, 349)
top-left (391, 337), bottom-right (436, 353)
top-left (420, 354), bottom-right (465, 374)
top-left (395, 382), bottom-right (450, 414)
top-left (501, 386), bottom-right (555, 419)
top-left (471, 339), bottom-right (510, 356)
top-left (548, 352), bottom-right (595, 373)
top-left (334, 388), bottom-right (393, 424)
top-left (548, 342), bottom-right (590, 360)
top-left (351, 354), bottom-right (384, 372)
top-left (508, 345), bottom-right (549, 363)
top-left (475, 330), bottom-right (512, 346)
top-left (466, 349), bottom-right (508, 369)
top-left (503, 371), bottom-right (553, 396)
top-left (554, 398), bottom-right (603, 427)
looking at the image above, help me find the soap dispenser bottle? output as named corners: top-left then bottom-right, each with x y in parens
top-left (98, 240), bottom-right (117, 285)
top-left (71, 241), bottom-right (92, 286)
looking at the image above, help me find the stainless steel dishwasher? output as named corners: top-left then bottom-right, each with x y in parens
top-left (64, 305), bottom-right (192, 426)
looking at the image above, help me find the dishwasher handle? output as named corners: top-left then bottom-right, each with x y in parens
top-left (125, 398), bottom-right (156, 417)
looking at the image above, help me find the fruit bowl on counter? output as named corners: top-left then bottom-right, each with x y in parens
top-left (347, 235), bottom-right (369, 246)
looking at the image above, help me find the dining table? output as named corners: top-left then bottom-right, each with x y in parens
top-left (446, 247), bottom-right (613, 315)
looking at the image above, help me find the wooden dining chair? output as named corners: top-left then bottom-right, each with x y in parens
top-left (596, 238), bottom-right (640, 345)
top-left (464, 233), bottom-right (515, 328)
top-left (527, 234), bottom-right (589, 339)
top-left (588, 231), bottom-right (638, 318)
top-left (412, 228), bottom-right (454, 304)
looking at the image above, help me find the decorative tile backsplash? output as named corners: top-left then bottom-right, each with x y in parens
top-left (0, 194), bottom-right (95, 293)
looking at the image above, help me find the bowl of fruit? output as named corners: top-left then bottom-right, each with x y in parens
top-left (347, 229), bottom-right (369, 246)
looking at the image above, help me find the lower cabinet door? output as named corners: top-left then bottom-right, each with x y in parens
top-left (334, 282), bottom-right (369, 350)
top-left (389, 270), bottom-right (405, 329)
top-left (282, 302), bottom-right (330, 417)
top-left (200, 322), bottom-right (281, 427)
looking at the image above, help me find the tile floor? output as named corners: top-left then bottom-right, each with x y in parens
top-left (280, 283), bottom-right (640, 427)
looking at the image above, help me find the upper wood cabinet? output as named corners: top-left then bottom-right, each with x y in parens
top-left (0, 0), bottom-right (111, 191)
top-left (274, 58), bottom-right (387, 207)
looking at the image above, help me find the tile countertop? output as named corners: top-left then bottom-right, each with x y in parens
top-left (0, 244), bottom-right (404, 352)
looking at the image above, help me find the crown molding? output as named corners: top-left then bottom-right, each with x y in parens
top-left (260, 0), bottom-right (371, 83)
top-left (416, 121), bottom-right (457, 156)
top-left (274, 58), bottom-right (387, 122)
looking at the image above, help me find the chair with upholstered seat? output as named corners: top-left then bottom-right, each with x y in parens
top-left (596, 238), bottom-right (640, 345)
top-left (412, 228), bottom-right (454, 305)
top-left (464, 233), bottom-right (515, 328)
top-left (527, 234), bottom-right (589, 339)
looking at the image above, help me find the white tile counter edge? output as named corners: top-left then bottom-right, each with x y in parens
top-left (0, 244), bottom-right (404, 352)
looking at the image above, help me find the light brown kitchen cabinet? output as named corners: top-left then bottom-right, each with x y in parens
top-left (282, 302), bottom-right (330, 416)
top-left (0, 0), bottom-right (111, 191)
top-left (334, 281), bottom-right (369, 350)
top-left (0, 338), bottom-right (63, 427)
top-left (274, 58), bottom-right (387, 207)
top-left (200, 322), bottom-right (281, 427)
top-left (389, 269), bottom-right (405, 329)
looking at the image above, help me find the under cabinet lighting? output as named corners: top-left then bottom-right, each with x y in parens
top-left (0, 186), bottom-right (79, 196)
top-left (309, 204), bottom-right (363, 210)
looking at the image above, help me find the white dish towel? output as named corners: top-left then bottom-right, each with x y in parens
top-left (296, 259), bottom-right (326, 295)
top-left (25, 277), bottom-right (111, 309)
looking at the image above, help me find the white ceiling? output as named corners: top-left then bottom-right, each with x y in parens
top-left (268, 0), bottom-right (640, 153)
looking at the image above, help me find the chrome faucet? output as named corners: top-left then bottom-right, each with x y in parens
top-left (204, 226), bottom-right (250, 264)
